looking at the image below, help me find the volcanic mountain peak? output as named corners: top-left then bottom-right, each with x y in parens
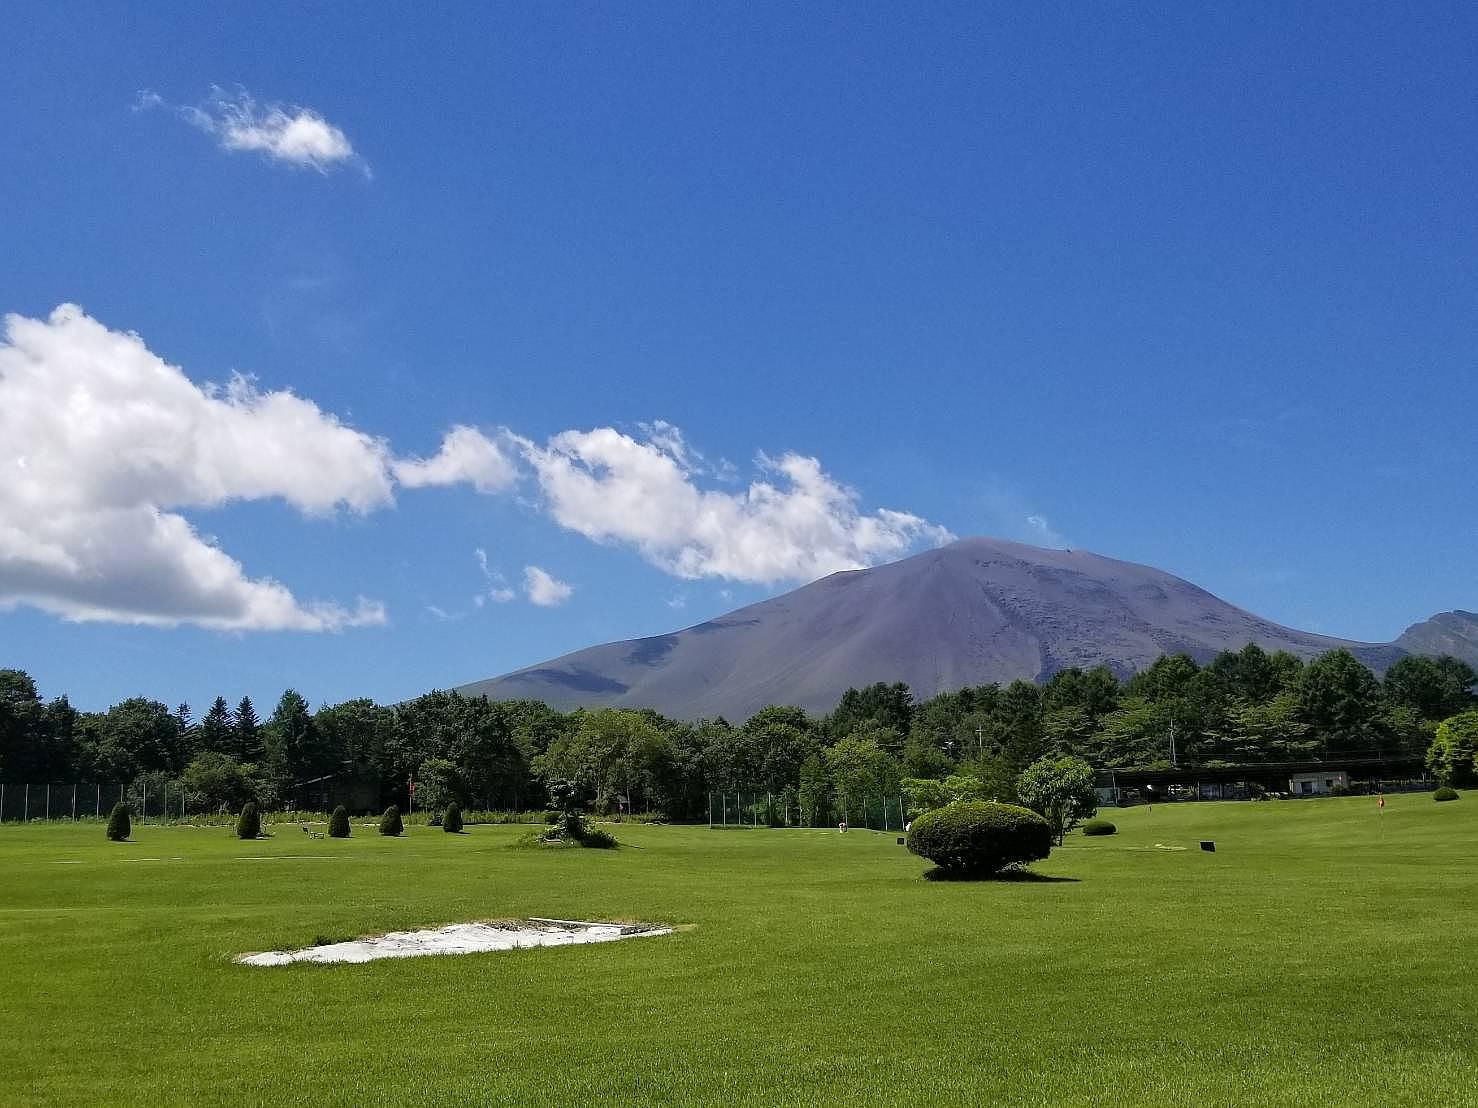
top-left (457, 537), bottom-right (1434, 720)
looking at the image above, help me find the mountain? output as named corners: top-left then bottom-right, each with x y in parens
top-left (1394, 611), bottom-right (1478, 670)
top-left (456, 537), bottom-right (1429, 720)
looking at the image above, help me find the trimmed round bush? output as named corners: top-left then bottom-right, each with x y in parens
top-left (1434, 786), bottom-right (1460, 802)
top-left (1081, 818), bottom-right (1117, 837)
top-left (106, 802), bottom-right (131, 842)
top-left (328, 806), bottom-right (351, 838)
top-left (442, 802), bottom-right (463, 833)
top-left (379, 804), bottom-right (404, 836)
top-left (906, 800), bottom-right (1052, 877)
top-left (235, 801), bottom-right (261, 840)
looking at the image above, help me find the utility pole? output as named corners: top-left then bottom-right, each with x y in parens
top-left (1169, 721), bottom-right (1178, 769)
top-left (975, 727), bottom-right (987, 757)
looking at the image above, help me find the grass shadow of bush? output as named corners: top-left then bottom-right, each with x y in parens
top-left (922, 866), bottom-right (1079, 883)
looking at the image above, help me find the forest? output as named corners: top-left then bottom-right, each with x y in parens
top-left (1, 645), bottom-right (1474, 820)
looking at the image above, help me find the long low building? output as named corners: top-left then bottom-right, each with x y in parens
top-left (1094, 755), bottom-right (1428, 805)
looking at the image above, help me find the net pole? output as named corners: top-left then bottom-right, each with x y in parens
top-left (25, 784), bottom-right (30, 822)
top-left (708, 792), bottom-right (712, 830)
top-left (71, 784), bottom-right (77, 821)
top-left (46, 784), bottom-right (51, 821)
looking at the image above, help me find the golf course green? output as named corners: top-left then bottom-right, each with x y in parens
top-left (1, 795), bottom-right (1474, 1105)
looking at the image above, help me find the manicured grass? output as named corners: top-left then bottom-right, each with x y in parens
top-left (1, 796), bottom-right (1476, 1106)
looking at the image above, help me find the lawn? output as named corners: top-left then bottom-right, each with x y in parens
top-left (1, 796), bottom-right (1475, 1106)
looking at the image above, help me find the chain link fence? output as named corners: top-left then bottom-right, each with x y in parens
top-left (1, 782), bottom-right (199, 822)
top-left (707, 790), bottom-right (907, 831)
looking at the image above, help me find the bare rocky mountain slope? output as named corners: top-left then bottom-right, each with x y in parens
top-left (457, 537), bottom-right (1434, 720)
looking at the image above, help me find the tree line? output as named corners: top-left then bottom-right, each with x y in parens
top-left (1, 644), bottom-right (1474, 819)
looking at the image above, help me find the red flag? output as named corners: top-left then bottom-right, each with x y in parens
top-left (1378, 795), bottom-right (1385, 809)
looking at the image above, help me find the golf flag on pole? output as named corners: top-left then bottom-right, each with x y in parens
top-left (1378, 794), bottom-right (1385, 809)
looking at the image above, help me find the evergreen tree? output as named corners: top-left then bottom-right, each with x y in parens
top-left (379, 805), bottom-right (403, 836)
top-left (199, 697), bottom-right (235, 755)
top-left (442, 802), bottom-right (463, 833)
top-left (234, 697), bottom-right (263, 762)
top-left (236, 801), bottom-right (261, 840)
top-left (328, 805), bottom-right (351, 838)
top-left (106, 802), bottom-right (131, 842)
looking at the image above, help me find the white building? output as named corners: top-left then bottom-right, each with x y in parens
top-left (1288, 770), bottom-right (1349, 796)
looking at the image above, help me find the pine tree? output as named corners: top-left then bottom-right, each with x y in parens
top-left (328, 805), bottom-right (351, 838)
top-left (106, 802), bottom-right (131, 842)
top-left (379, 805), bottom-right (403, 837)
top-left (199, 697), bottom-right (235, 756)
top-left (234, 697), bottom-right (263, 762)
top-left (173, 703), bottom-right (197, 757)
top-left (442, 802), bottom-right (463, 833)
top-left (236, 801), bottom-right (261, 840)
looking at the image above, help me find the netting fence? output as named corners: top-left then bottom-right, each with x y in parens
top-left (707, 790), bottom-right (907, 831)
top-left (1, 782), bottom-right (195, 822)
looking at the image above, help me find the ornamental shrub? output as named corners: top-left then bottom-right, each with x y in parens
top-left (379, 805), bottom-right (404, 836)
top-left (106, 802), bottom-right (131, 842)
top-left (235, 801), bottom-right (261, 840)
top-left (1081, 819), bottom-right (1117, 836)
top-left (1434, 786), bottom-right (1460, 802)
top-left (328, 806), bottom-right (351, 838)
top-left (443, 803), bottom-right (463, 833)
top-left (906, 800), bottom-right (1052, 877)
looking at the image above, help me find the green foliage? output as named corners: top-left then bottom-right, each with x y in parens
top-left (1427, 712), bottom-right (1478, 787)
top-left (328, 806), bottom-right (351, 838)
top-left (905, 800), bottom-right (1052, 876)
top-left (379, 805), bottom-right (404, 836)
top-left (902, 774), bottom-right (984, 820)
top-left (1434, 786), bottom-right (1459, 802)
top-left (414, 756), bottom-right (462, 819)
top-left (1081, 818), bottom-right (1116, 836)
top-left (235, 801), bottom-right (261, 840)
top-left (180, 752), bottom-right (254, 813)
top-left (105, 802), bottom-right (131, 841)
top-left (1015, 754), bottom-right (1098, 844)
top-left (442, 802), bottom-right (463, 833)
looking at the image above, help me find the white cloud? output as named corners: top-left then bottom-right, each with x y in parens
top-left (1024, 514), bottom-right (1068, 549)
top-left (513, 427), bottom-right (954, 585)
top-left (524, 565), bottom-right (573, 607)
top-left (394, 427), bottom-right (517, 493)
top-left (141, 87), bottom-right (367, 175)
top-left (472, 547), bottom-right (516, 605)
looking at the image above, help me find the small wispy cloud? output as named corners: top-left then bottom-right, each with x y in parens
top-left (474, 547), bottom-right (517, 605)
top-left (1024, 513), bottom-right (1067, 549)
top-left (524, 565), bottom-right (573, 607)
top-left (138, 86), bottom-right (369, 176)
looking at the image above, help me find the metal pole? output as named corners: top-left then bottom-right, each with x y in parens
top-left (1, 783), bottom-right (5, 822)
top-left (96, 783), bottom-right (101, 819)
top-left (707, 792), bottom-right (712, 830)
top-left (25, 784), bottom-right (30, 822)
top-left (143, 781), bottom-right (147, 823)
top-left (72, 784), bottom-right (77, 821)
top-left (46, 784), bottom-right (51, 821)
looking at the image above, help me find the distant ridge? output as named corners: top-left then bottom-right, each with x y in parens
top-left (457, 536), bottom-right (1446, 720)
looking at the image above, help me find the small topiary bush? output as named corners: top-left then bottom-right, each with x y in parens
top-left (328, 806), bottom-right (350, 838)
top-left (906, 800), bottom-right (1052, 877)
top-left (1081, 818), bottom-right (1117, 836)
top-left (379, 805), bottom-right (404, 836)
top-left (576, 826), bottom-right (617, 848)
top-left (106, 802), bottom-right (131, 842)
top-left (1434, 786), bottom-right (1460, 802)
top-left (443, 803), bottom-right (463, 833)
top-left (235, 802), bottom-right (261, 840)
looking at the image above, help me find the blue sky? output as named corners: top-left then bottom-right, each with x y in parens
top-left (2, 2), bottom-right (1474, 712)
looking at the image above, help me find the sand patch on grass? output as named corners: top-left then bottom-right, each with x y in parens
top-left (237, 918), bottom-right (672, 966)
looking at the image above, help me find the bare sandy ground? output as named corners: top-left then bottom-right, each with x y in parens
top-left (237, 918), bottom-right (672, 966)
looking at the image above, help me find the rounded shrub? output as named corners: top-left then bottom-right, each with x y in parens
top-left (1434, 786), bottom-right (1460, 802)
top-left (106, 802), bottom-right (132, 842)
top-left (235, 801), bottom-right (261, 840)
top-left (442, 802), bottom-right (463, 833)
top-left (328, 805), bottom-right (351, 838)
top-left (379, 804), bottom-right (404, 836)
top-left (1081, 818), bottom-right (1117, 837)
top-left (906, 800), bottom-right (1052, 877)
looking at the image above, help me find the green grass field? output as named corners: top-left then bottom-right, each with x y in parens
top-left (2, 796), bottom-right (1475, 1106)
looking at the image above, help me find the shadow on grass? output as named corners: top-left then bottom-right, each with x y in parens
top-left (922, 867), bottom-right (1079, 883)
